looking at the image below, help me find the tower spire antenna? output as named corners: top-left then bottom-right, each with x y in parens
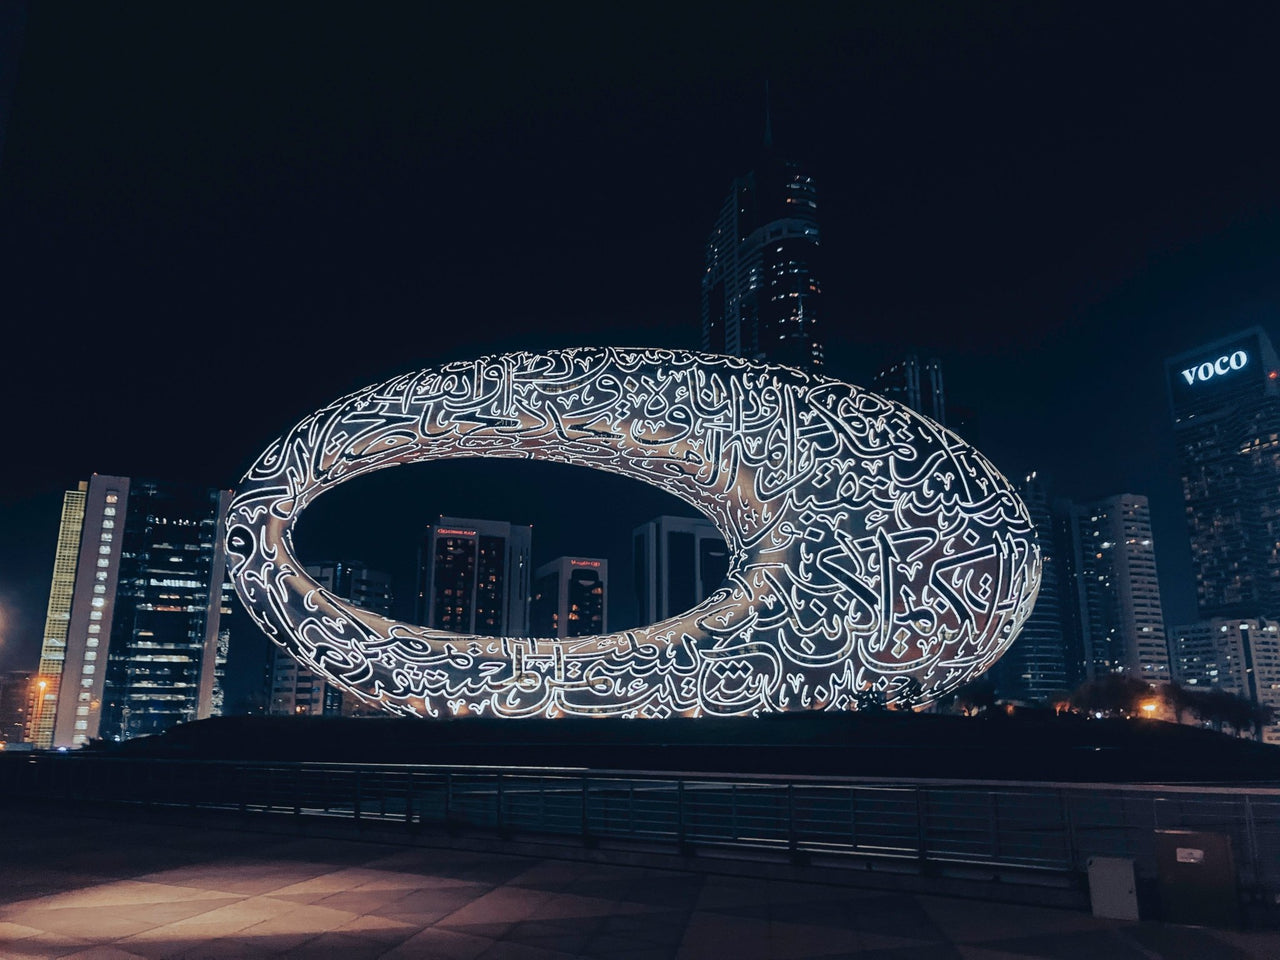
top-left (763, 79), bottom-right (773, 148)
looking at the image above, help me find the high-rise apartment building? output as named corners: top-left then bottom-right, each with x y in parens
top-left (531, 557), bottom-right (607, 639)
top-left (1071, 494), bottom-right (1171, 683)
top-left (46, 476), bottom-right (231, 748)
top-left (270, 561), bottom-right (393, 716)
top-left (992, 473), bottom-right (1072, 701)
top-left (1171, 617), bottom-right (1280, 745)
top-left (632, 516), bottom-right (729, 625)
top-left (1166, 327), bottom-right (1280, 619)
top-left (701, 148), bottom-right (823, 372)
top-left (0, 671), bottom-right (34, 745)
top-left (30, 483), bottom-right (87, 747)
top-left (417, 518), bottom-right (532, 636)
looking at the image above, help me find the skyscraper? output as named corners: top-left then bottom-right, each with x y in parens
top-left (1166, 327), bottom-right (1280, 618)
top-left (269, 562), bottom-right (393, 716)
top-left (1171, 617), bottom-right (1280, 744)
top-left (632, 516), bottom-right (729, 625)
top-left (531, 557), bottom-right (607, 639)
top-left (872, 356), bottom-right (947, 426)
top-left (30, 483), bottom-right (87, 747)
top-left (48, 476), bottom-right (232, 747)
top-left (1071, 494), bottom-right (1171, 683)
top-left (701, 146), bottom-right (823, 372)
top-left (992, 473), bottom-right (1071, 701)
top-left (417, 517), bottom-right (532, 637)
top-left (0, 671), bottom-right (34, 745)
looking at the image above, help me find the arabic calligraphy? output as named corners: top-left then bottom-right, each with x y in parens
top-left (226, 348), bottom-right (1040, 718)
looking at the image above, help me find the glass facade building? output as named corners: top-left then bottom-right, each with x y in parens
top-left (48, 476), bottom-right (232, 747)
top-left (1071, 494), bottom-right (1171, 683)
top-left (992, 473), bottom-right (1072, 701)
top-left (1171, 617), bottom-right (1280, 745)
top-left (1166, 327), bottom-right (1280, 619)
top-left (872, 356), bottom-right (947, 427)
top-left (30, 483), bottom-right (87, 747)
top-left (417, 517), bottom-right (531, 637)
top-left (531, 557), bottom-right (607, 639)
top-left (632, 516), bottom-right (729, 626)
top-left (701, 153), bottom-right (823, 372)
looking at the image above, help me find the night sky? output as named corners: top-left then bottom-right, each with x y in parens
top-left (2, 4), bottom-right (1279, 675)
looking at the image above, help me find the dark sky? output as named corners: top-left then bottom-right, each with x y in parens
top-left (2, 3), bottom-right (1279, 672)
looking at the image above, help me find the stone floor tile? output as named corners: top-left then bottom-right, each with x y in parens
top-left (0, 920), bottom-right (45, 941)
top-left (525, 890), bottom-right (663, 921)
top-left (1210, 929), bottom-right (1280, 960)
top-left (281, 931), bottom-right (399, 960)
top-left (0, 905), bottom-right (163, 942)
top-left (917, 895), bottom-right (1117, 944)
top-left (965, 929), bottom-right (1151, 960)
top-left (677, 912), bottom-right (776, 960)
top-left (958, 947), bottom-right (1065, 960)
top-left (0, 930), bottom-right (94, 959)
top-left (58, 947), bottom-right (155, 960)
top-left (330, 911), bottom-right (421, 943)
top-left (1119, 924), bottom-right (1254, 960)
top-left (437, 886), bottom-right (557, 926)
top-left (375, 885), bottom-right (492, 921)
top-left (234, 900), bottom-right (359, 939)
top-left (379, 925), bottom-right (495, 960)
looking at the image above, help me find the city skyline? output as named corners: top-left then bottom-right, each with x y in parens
top-left (2, 6), bottom-right (1279, 675)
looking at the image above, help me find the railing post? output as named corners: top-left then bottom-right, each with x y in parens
top-left (1244, 794), bottom-right (1262, 891)
top-left (677, 779), bottom-right (687, 851)
top-left (1059, 788), bottom-right (1078, 871)
top-left (989, 791), bottom-right (1001, 861)
top-left (444, 771), bottom-right (452, 827)
top-left (914, 786), bottom-right (929, 871)
top-left (787, 784), bottom-right (798, 854)
top-left (581, 775), bottom-right (591, 843)
top-left (405, 771), bottom-right (415, 829)
top-left (353, 769), bottom-right (362, 825)
top-left (496, 772), bottom-right (505, 836)
top-left (849, 785), bottom-right (858, 851)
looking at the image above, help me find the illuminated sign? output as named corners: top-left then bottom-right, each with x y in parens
top-left (570, 559), bottom-right (602, 568)
top-left (226, 348), bottom-right (1039, 719)
top-left (1179, 350), bottom-right (1248, 385)
top-left (436, 528), bottom-right (477, 537)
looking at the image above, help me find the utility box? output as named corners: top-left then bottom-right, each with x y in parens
top-left (1154, 830), bottom-right (1240, 928)
top-left (1087, 856), bottom-right (1140, 920)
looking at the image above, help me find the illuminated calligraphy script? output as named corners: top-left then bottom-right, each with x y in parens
top-left (226, 348), bottom-right (1041, 718)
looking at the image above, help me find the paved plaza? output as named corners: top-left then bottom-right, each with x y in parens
top-left (0, 808), bottom-right (1276, 959)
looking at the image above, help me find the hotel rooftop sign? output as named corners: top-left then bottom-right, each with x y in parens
top-left (226, 347), bottom-right (1040, 719)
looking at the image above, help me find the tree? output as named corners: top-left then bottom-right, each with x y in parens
top-left (1069, 675), bottom-right (1150, 717)
top-left (1160, 682), bottom-right (1196, 723)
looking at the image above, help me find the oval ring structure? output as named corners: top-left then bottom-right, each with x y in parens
top-left (226, 348), bottom-right (1041, 718)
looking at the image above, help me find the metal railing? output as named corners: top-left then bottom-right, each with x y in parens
top-left (3, 755), bottom-right (1278, 900)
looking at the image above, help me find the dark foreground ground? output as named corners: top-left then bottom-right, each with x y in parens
top-left (1, 807), bottom-right (1275, 960)
top-left (110, 712), bottom-right (1280, 783)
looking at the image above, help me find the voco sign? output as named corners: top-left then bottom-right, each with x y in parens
top-left (1180, 350), bottom-right (1248, 386)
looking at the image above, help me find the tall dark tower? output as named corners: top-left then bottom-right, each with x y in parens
top-left (701, 108), bottom-right (823, 372)
top-left (1166, 328), bottom-right (1280, 619)
top-left (872, 356), bottom-right (947, 426)
top-left (993, 472), bottom-right (1071, 701)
